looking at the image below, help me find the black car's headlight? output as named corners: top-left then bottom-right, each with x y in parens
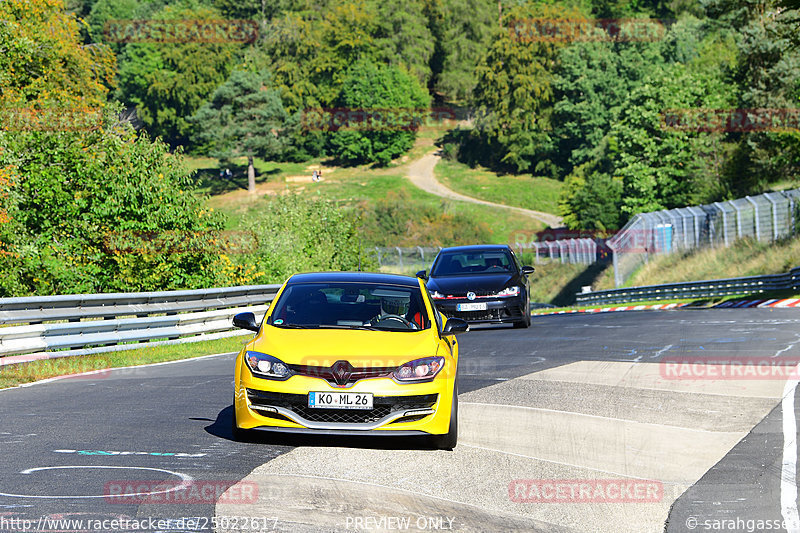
top-left (495, 286), bottom-right (520, 297)
top-left (393, 356), bottom-right (445, 383)
top-left (245, 351), bottom-right (292, 380)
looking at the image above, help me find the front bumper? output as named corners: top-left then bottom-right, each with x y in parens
top-left (234, 371), bottom-right (455, 436)
top-left (433, 296), bottom-right (526, 324)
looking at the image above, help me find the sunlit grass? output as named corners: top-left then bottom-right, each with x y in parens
top-left (594, 236), bottom-right (800, 290)
top-left (435, 159), bottom-right (563, 215)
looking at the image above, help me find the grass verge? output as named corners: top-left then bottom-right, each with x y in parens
top-left (435, 158), bottom-right (562, 215)
top-left (0, 336), bottom-right (249, 389)
top-left (594, 236), bottom-right (800, 291)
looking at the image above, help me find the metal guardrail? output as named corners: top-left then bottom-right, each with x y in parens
top-left (0, 284), bottom-right (281, 363)
top-left (575, 267), bottom-right (800, 306)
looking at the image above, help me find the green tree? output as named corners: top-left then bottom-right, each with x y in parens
top-left (471, 2), bottom-right (586, 174)
top-left (115, 3), bottom-right (237, 146)
top-left (373, 0), bottom-right (435, 87)
top-left (0, 0), bottom-right (231, 296)
top-left (0, 0), bottom-right (115, 109)
top-left (329, 59), bottom-right (430, 165)
top-left (723, 0), bottom-right (800, 194)
top-left (432, 0), bottom-right (497, 101)
top-left (551, 31), bottom-right (665, 179)
top-left (191, 70), bottom-right (288, 192)
top-left (558, 162), bottom-right (624, 231)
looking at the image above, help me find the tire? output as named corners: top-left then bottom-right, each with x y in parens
top-left (433, 385), bottom-right (458, 450)
top-left (513, 299), bottom-right (531, 329)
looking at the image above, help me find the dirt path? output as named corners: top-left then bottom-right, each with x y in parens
top-left (405, 151), bottom-right (563, 228)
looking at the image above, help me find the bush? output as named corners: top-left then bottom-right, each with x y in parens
top-left (235, 193), bottom-right (377, 282)
top-left (0, 115), bottom-right (227, 296)
top-left (359, 190), bottom-right (492, 246)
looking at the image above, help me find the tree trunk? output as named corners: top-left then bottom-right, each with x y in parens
top-left (247, 155), bottom-right (256, 193)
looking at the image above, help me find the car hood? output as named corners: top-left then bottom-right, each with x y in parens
top-left (427, 273), bottom-right (517, 295)
top-left (250, 327), bottom-right (438, 367)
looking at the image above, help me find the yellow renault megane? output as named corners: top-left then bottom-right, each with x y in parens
top-left (231, 272), bottom-right (469, 449)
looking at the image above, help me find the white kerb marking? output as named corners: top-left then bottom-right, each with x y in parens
top-left (0, 465), bottom-right (192, 499)
top-left (782, 365), bottom-right (800, 533)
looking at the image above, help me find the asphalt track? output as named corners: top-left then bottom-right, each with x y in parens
top-left (1, 308), bottom-right (800, 532)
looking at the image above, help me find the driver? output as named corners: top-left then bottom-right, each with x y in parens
top-left (369, 295), bottom-right (418, 329)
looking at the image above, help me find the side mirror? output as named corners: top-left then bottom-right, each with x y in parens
top-left (521, 265), bottom-right (535, 275)
top-left (416, 270), bottom-right (428, 280)
top-left (233, 312), bottom-right (259, 332)
top-left (442, 317), bottom-right (469, 334)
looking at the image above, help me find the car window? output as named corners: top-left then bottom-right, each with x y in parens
top-left (267, 282), bottom-right (430, 331)
top-left (431, 250), bottom-right (514, 276)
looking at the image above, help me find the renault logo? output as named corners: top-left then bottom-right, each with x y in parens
top-left (467, 292), bottom-right (476, 300)
top-left (331, 360), bottom-right (353, 386)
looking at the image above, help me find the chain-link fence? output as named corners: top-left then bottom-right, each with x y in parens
top-left (373, 246), bottom-right (442, 271)
top-left (527, 238), bottom-right (605, 265)
top-left (607, 188), bottom-right (800, 286)
top-left (374, 188), bottom-right (800, 283)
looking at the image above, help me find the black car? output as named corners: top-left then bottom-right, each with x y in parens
top-left (417, 245), bottom-right (535, 328)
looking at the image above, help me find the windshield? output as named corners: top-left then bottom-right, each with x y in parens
top-left (431, 250), bottom-right (515, 276)
top-left (267, 282), bottom-right (430, 331)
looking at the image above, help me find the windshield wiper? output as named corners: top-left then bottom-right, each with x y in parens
top-left (317, 324), bottom-right (379, 331)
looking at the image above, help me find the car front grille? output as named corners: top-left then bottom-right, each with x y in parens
top-left (441, 289), bottom-right (498, 298)
top-left (441, 307), bottom-right (523, 321)
top-left (288, 363), bottom-right (394, 387)
top-left (246, 389), bottom-right (438, 426)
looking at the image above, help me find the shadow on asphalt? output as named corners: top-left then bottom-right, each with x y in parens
top-left (205, 405), bottom-right (441, 451)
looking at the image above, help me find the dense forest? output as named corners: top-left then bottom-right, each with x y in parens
top-left (1, 0), bottom-right (799, 295)
top-left (81, 0), bottom-right (800, 227)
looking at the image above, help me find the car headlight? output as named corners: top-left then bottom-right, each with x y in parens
top-left (495, 286), bottom-right (520, 297)
top-left (431, 291), bottom-right (445, 299)
top-left (244, 351), bottom-right (292, 380)
top-left (393, 356), bottom-right (445, 382)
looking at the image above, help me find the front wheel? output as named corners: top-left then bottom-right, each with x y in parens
top-left (513, 300), bottom-right (531, 328)
top-left (432, 385), bottom-right (458, 450)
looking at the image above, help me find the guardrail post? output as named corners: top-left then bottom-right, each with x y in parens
top-left (396, 247), bottom-right (403, 268)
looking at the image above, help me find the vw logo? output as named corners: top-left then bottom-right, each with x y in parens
top-left (467, 292), bottom-right (476, 301)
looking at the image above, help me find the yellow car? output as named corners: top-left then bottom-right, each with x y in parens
top-left (231, 272), bottom-right (469, 449)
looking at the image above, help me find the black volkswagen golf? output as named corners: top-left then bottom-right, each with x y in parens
top-left (418, 245), bottom-right (535, 328)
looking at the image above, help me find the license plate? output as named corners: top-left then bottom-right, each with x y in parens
top-left (457, 302), bottom-right (487, 311)
top-left (308, 392), bottom-right (373, 410)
